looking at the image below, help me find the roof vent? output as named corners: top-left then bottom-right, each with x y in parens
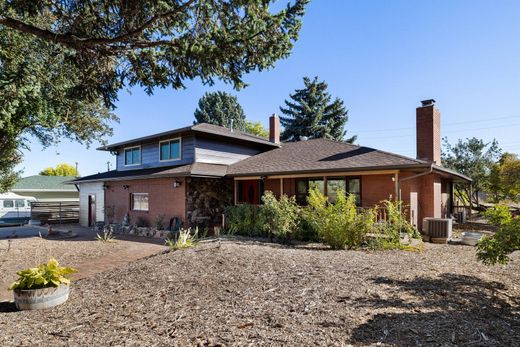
top-left (421, 99), bottom-right (436, 107)
top-left (230, 119), bottom-right (234, 132)
top-left (300, 136), bottom-right (309, 141)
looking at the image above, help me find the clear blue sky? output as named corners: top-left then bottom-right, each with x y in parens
top-left (17, 0), bottom-right (520, 177)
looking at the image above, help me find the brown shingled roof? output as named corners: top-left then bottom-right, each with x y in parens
top-left (227, 138), bottom-right (430, 176)
top-left (97, 123), bottom-right (278, 151)
top-left (69, 163), bottom-right (229, 183)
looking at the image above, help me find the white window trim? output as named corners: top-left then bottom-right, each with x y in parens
top-left (158, 137), bottom-right (182, 162)
top-left (123, 145), bottom-right (141, 167)
top-left (131, 193), bottom-right (149, 211)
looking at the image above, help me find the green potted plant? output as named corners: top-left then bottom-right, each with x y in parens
top-left (9, 258), bottom-right (77, 310)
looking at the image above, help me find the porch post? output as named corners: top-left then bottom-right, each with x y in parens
top-left (234, 180), bottom-right (237, 205)
top-left (394, 172), bottom-right (399, 201)
top-left (280, 178), bottom-right (284, 196)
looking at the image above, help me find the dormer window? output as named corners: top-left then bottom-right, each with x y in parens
top-left (159, 138), bottom-right (181, 161)
top-left (124, 146), bottom-right (141, 166)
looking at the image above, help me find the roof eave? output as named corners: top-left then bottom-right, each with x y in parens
top-left (226, 164), bottom-right (435, 178)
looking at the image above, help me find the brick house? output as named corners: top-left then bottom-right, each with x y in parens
top-left (71, 100), bottom-right (470, 231)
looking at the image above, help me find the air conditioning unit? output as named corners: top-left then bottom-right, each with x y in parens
top-left (422, 218), bottom-right (452, 242)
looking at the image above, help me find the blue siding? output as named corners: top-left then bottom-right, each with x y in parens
top-left (116, 136), bottom-right (195, 171)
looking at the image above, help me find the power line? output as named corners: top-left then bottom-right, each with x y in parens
top-left (360, 123), bottom-right (520, 140)
top-left (355, 115), bottom-right (520, 134)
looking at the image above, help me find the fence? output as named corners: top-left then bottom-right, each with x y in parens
top-left (31, 202), bottom-right (79, 224)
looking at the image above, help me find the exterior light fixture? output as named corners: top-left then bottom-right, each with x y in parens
top-left (173, 180), bottom-right (182, 188)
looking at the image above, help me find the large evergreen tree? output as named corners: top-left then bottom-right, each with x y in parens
top-left (279, 77), bottom-right (356, 142)
top-left (194, 92), bottom-right (246, 130)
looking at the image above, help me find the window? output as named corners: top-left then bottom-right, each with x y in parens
top-left (296, 179), bottom-right (308, 205)
top-left (348, 178), bottom-right (361, 205)
top-left (131, 193), bottom-right (149, 211)
top-left (296, 178), bottom-right (324, 205)
top-left (160, 138), bottom-right (181, 161)
top-left (3, 200), bottom-right (14, 208)
top-left (124, 147), bottom-right (141, 166)
top-left (15, 200), bottom-right (25, 208)
top-left (326, 178), bottom-right (346, 203)
top-left (295, 177), bottom-right (362, 206)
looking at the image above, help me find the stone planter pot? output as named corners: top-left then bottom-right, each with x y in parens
top-left (13, 284), bottom-right (70, 310)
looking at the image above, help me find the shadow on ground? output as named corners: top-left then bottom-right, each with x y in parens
top-left (350, 273), bottom-right (520, 346)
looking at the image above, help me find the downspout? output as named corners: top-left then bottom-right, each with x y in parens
top-left (397, 164), bottom-right (434, 233)
top-left (397, 164), bottom-right (434, 201)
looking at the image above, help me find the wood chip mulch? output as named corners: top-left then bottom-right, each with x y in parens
top-left (0, 239), bottom-right (519, 346)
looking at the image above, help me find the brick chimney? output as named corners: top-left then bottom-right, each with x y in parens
top-left (416, 99), bottom-right (441, 165)
top-left (269, 114), bottom-right (280, 144)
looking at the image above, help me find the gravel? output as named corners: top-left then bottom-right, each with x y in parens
top-left (0, 239), bottom-right (519, 346)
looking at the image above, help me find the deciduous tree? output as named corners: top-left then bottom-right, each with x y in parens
top-left (442, 137), bottom-right (501, 207)
top-left (245, 121), bottom-right (269, 138)
top-left (0, 0), bottom-right (308, 191)
top-left (40, 164), bottom-right (79, 177)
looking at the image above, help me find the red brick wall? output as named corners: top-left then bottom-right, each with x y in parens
top-left (361, 174), bottom-right (395, 208)
top-left (416, 105), bottom-right (441, 164)
top-left (264, 178), bottom-right (281, 197)
top-left (104, 177), bottom-right (186, 226)
top-left (283, 178), bottom-right (296, 196)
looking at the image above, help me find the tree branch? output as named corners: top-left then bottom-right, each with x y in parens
top-left (0, 0), bottom-right (195, 50)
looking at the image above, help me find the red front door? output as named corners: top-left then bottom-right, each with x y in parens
top-left (240, 180), bottom-right (259, 204)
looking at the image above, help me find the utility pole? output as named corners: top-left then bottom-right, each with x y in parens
top-left (75, 162), bottom-right (78, 176)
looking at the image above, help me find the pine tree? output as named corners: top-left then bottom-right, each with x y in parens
top-left (279, 77), bottom-right (356, 142)
top-left (194, 92), bottom-right (246, 130)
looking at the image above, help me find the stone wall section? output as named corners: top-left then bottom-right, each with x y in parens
top-left (185, 177), bottom-right (233, 228)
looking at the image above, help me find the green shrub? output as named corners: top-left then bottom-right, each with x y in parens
top-left (295, 210), bottom-right (319, 242)
top-left (306, 188), bottom-right (375, 249)
top-left (165, 227), bottom-right (198, 251)
top-left (225, 204), bottom-right (267, 237)
top-left (96, 226), bottom-right (116, 243)
top-left (477, 218), bottom-right (520, 265)
top-left (370, 200), bottom-right (420, 249)
top-left (154, 214), bottom-right (166, 230)
top-left (261, 191), bottom-right (299, 243)
top-left (483, 205), bottom-right (512, 226)
top-left (9, 258), bottom-right (77, 290)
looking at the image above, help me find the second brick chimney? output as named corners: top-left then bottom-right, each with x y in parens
top-left (416, 99), bottom-right (441, 165)
top-left (269, 114), bottom-right (280, 144)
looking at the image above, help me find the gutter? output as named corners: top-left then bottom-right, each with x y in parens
top-left (397, 164), bottom-right (433, 201)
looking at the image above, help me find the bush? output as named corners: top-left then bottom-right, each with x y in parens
top-left (96, 225), bottom-right (116, 243)
top-left (9, 258), bottom-right (77, 290)
top-left (225, 204), bottom-right (267, 237)
top-left (154, 214), bottom-right (166, 230)
top-left (165, 227), bottom-right (198, 251)
top-left (477, 217), bottom-right (520, 265)
top-left (306, 188), bottom-right (375, 249)
top-left (483, 205), bottom-right (512, 226)
top-left (295, 210), bottom-right (319, 242)
top-left (370, 200), bottom-right (420, 249)
top-left (261, 191), bottom-right (299, 243)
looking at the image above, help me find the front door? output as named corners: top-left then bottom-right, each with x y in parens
top-left (239, 180), bottom-right (260, 204)
top-left (88, 195), bottom-right (96, 227)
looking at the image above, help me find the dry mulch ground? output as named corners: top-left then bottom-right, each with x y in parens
top-left (0, 231), bottom-right (166, 301)
top-left (0, 239), bottom-right (519, 346)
